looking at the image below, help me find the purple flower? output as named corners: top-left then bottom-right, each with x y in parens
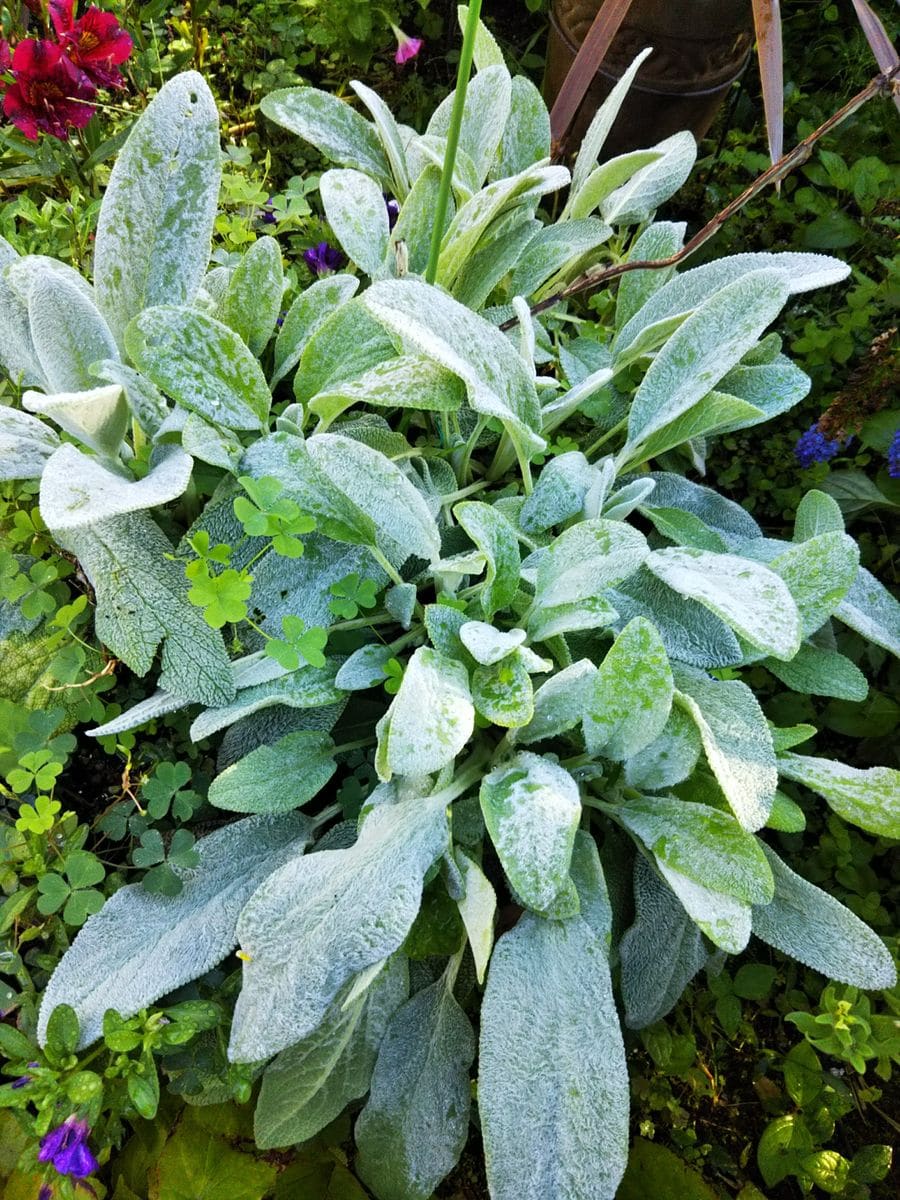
top-left (392, 25), bottom-right (423, 65)
top-left (385, 195), bottom-right (400, 231)
top-left (260, 196), bottom-right (276, 225)
top-left (39, 1186), bottom-right (53, 1200)
top-left (38, 1116), bottom-right (99, 1179)
top-left (888, 429), bottom-right (900, 479)
top-left (11, 1060), bottom-right (38, 1088)
top-left (795, 423), bottom-right (845, 468)
top-left (303, 241), bottom-right (345, 276)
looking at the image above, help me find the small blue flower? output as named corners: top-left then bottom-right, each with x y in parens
top-left (384, 195), bottom-right (400, 231)
top-left (888, 429), bottom-right (900, 479)
top-left (795, 423), bottom-right (844, 468)
top-left (260, 195), bottom-right (277, 225)
top-left (38, 1116), bottom-right (99, 1180)
top-left (303, 241), bottom-right (345, 276)
top-left (39, 1185), bottom-right (53, 1200)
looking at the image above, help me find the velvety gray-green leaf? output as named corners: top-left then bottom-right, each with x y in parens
top-left (38, 813), bottom-right (311, 1048)
top-left (260, 86), bottom-right (391, 184)
top-left (217, 236), bottom-right (284, 356)
top-left (583, 617), bottom-right (673, 760)
top-left (208, 730), bottom-right (337, 814)
top-left (776, 753), bottom-right (899, 839)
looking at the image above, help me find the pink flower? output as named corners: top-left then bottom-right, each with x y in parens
top-left (50, 2), bottom-right (133, 88)
top-left (2, 39), bottom-right (96, 141)
top-left (392, 25), bottom-right (423, 66)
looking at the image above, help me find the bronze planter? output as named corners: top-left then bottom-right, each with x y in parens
top-left (544, 0), bottom-right (754, 157)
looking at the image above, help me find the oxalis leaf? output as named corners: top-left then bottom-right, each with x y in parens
top-left (480, 752), bottom-right (581, 914)
top-left (355, 964), bottom-right (476, 1200)
top-left (38, 813), bottom-right (311, 1048)
top-left (255, 956), bottom-right (409, 1149)
top-left (479, 914), bottom-right (629, 1200)
top-left (229, 792), bottom-right (449, 1062)
top-left (751, 844), bottom-right (895, 989)
top-left (94, 73), bottom-right (221, 350)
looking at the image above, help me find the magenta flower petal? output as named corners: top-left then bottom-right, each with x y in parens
top-left (392, 26), bottom-right (423, 65)
top-left (4, 39), bottom-right (95, 141)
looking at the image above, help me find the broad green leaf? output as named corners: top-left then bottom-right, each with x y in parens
top-left (494, 75), bottom-right (551, 178)
top-left (613, 252), bottom-right (850, 361)
top-left (583, 617), bottom-right (673, 760)
top-left (638, 504), bottom-right (729, 552)
top-left (619, 1139), bottom-right (722, 1200)
top-left (381, 648), bottom-right (474, 778)
top-left (271, 274), bottom-right (359, 387)
top-left (624, 706), bottom-right (703, 792)
top-left (126, 306), bottom-right (271, 430)
top-left (608, 569), bottom-right (742, 669)
top-left (350, 79), bottom-right (410, 198)
top-left (254, 957), bottom-right (408, 1149)
top-left (517, 659), bottom-right (597, 744)
top-left (459, 622), bottom-right (526, 665)
top-left (645, 471), bottom-right (762, 547)
top-left (793, 489), bottom-right (844, 541)
top-left (50, 509), bottom-right (233, 705)
top-left (426, 65), bottom-right (512, 188)
top-left (600, 132), bottom-right (697, 226)
top-left (508, 218), bottom-right (612, 300)
top-left (39, 443), bottom-right (192, 532)
top-left (189, 661), bottom-right (343, 741)
top-left (767, 790), bottom-right (807, 833)
top-left (435, 165), bottom-right (569, 291)
top-left (762, 532), bottom-right (859, 636)
top-left (453, 216), bottom-right (541, 309)
top-left (615, 220), bottom-right (685, 330)
top-left (765, 644), bottom-right (868, 701)
top-left (0, 407), bottom-right (60, 480)
top-left (241, 431), bottom-right (375, 549)
top-left (527, 595), bottom-right (619, 642)
top-left (752, 844), bottom-right (895, 989)
top-left (454, 501), bottom-right (521, 618)
top-left (623, 391), bottom-right (764, 467)
top-left (389, 165), bottom-right (451, 276)
top-left (208, 731), bottom-right (337, 814)
top-left (627, 269), bottom-right (790, 449)
top-left (92, 359), bottom-right (170, 436)
top-left (570, 47), bottom-right (653, 196)
top-left (714, 357), bottom-right (811, 428)
top-left (520, 450), bottom-right (594, 533)
top-left (293, 298), bottom-right (397, 404)
top-left (364, 279), bottom-right (544, 463)
top-left (217, 236), bottom-right (283, 355)
top-left (309, 355), bottom-right (465, 429)
top-left (153, 1112), bottom-right (276, 1200)
top-left (567, 149), bottom-right (664, 220)
top-left (454, 848), bottom-right (496, 984)
top-left (480, 751), bottom-right (580, 913)
top-left (776, 753), bottom-right (900, 839)
top-left (472, 654), bottom-right (534, 728)
top-left (28, 272), bottom-right (118, 394)
top-left (619, 857), bottom-right (706, 1030)
top-left (94, 73), bottom-right (221, 349)
top-left (229, 792), bottom-right (449, 1061)
top-left (335, 644), bottom-right (395, 690)
top-left (479, 915), bottom-right (628, 1200)
top-left (460, 4), bottom-right (506, 70)
top-left (647, 547), bottom-right (801, 661)
top-left (617, 796), bottom-right (773, 904)
top-left (38, 813), bottom-right (311, 1048)
top-left (355, 968), bottom-right (476, 1200)
top-left (657, 861), bottom-right (751, 954)
top-left (320, 168), bottom-right (391, 278)
top-left (836, 566), bottom-right (900, 659)
top-left (533, 518), bottom-right (648, 611)
top-left (260, 86), bottom-right (391, 184)
top-left (23, 384), bottom-right (128, 458)
top-left (674, 667), bottom-right (777, 831)
top-left (307, 433), bottom-right (441, 565)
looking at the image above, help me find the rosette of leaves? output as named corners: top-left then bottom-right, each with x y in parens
top-left (3, 14), bottom-right (899, 1200)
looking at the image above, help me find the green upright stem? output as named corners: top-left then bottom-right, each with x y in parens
top-left (424, 0), bottom-right (482, 285)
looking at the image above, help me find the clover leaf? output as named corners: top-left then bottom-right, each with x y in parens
top-left (142, 761), bottom-right (201, 821)
top-left (15, 794), bottom-right (62, 834)
top-left (234, 474), bottom-right (315, 557)
top-left (186, 561), bottom-right (252, 629)
top-left (265, 615), bottom-right (329, 670)
top-left (328, 572), bottom-right (379, 620)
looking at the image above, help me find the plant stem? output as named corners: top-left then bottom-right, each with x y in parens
top-left (584, 416), bottom-right (628, 460)
top-left (424, 0), bottom-right (482, 285)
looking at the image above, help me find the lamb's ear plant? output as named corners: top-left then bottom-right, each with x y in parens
top-left (3, 9), bottom-right (898, 1199)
